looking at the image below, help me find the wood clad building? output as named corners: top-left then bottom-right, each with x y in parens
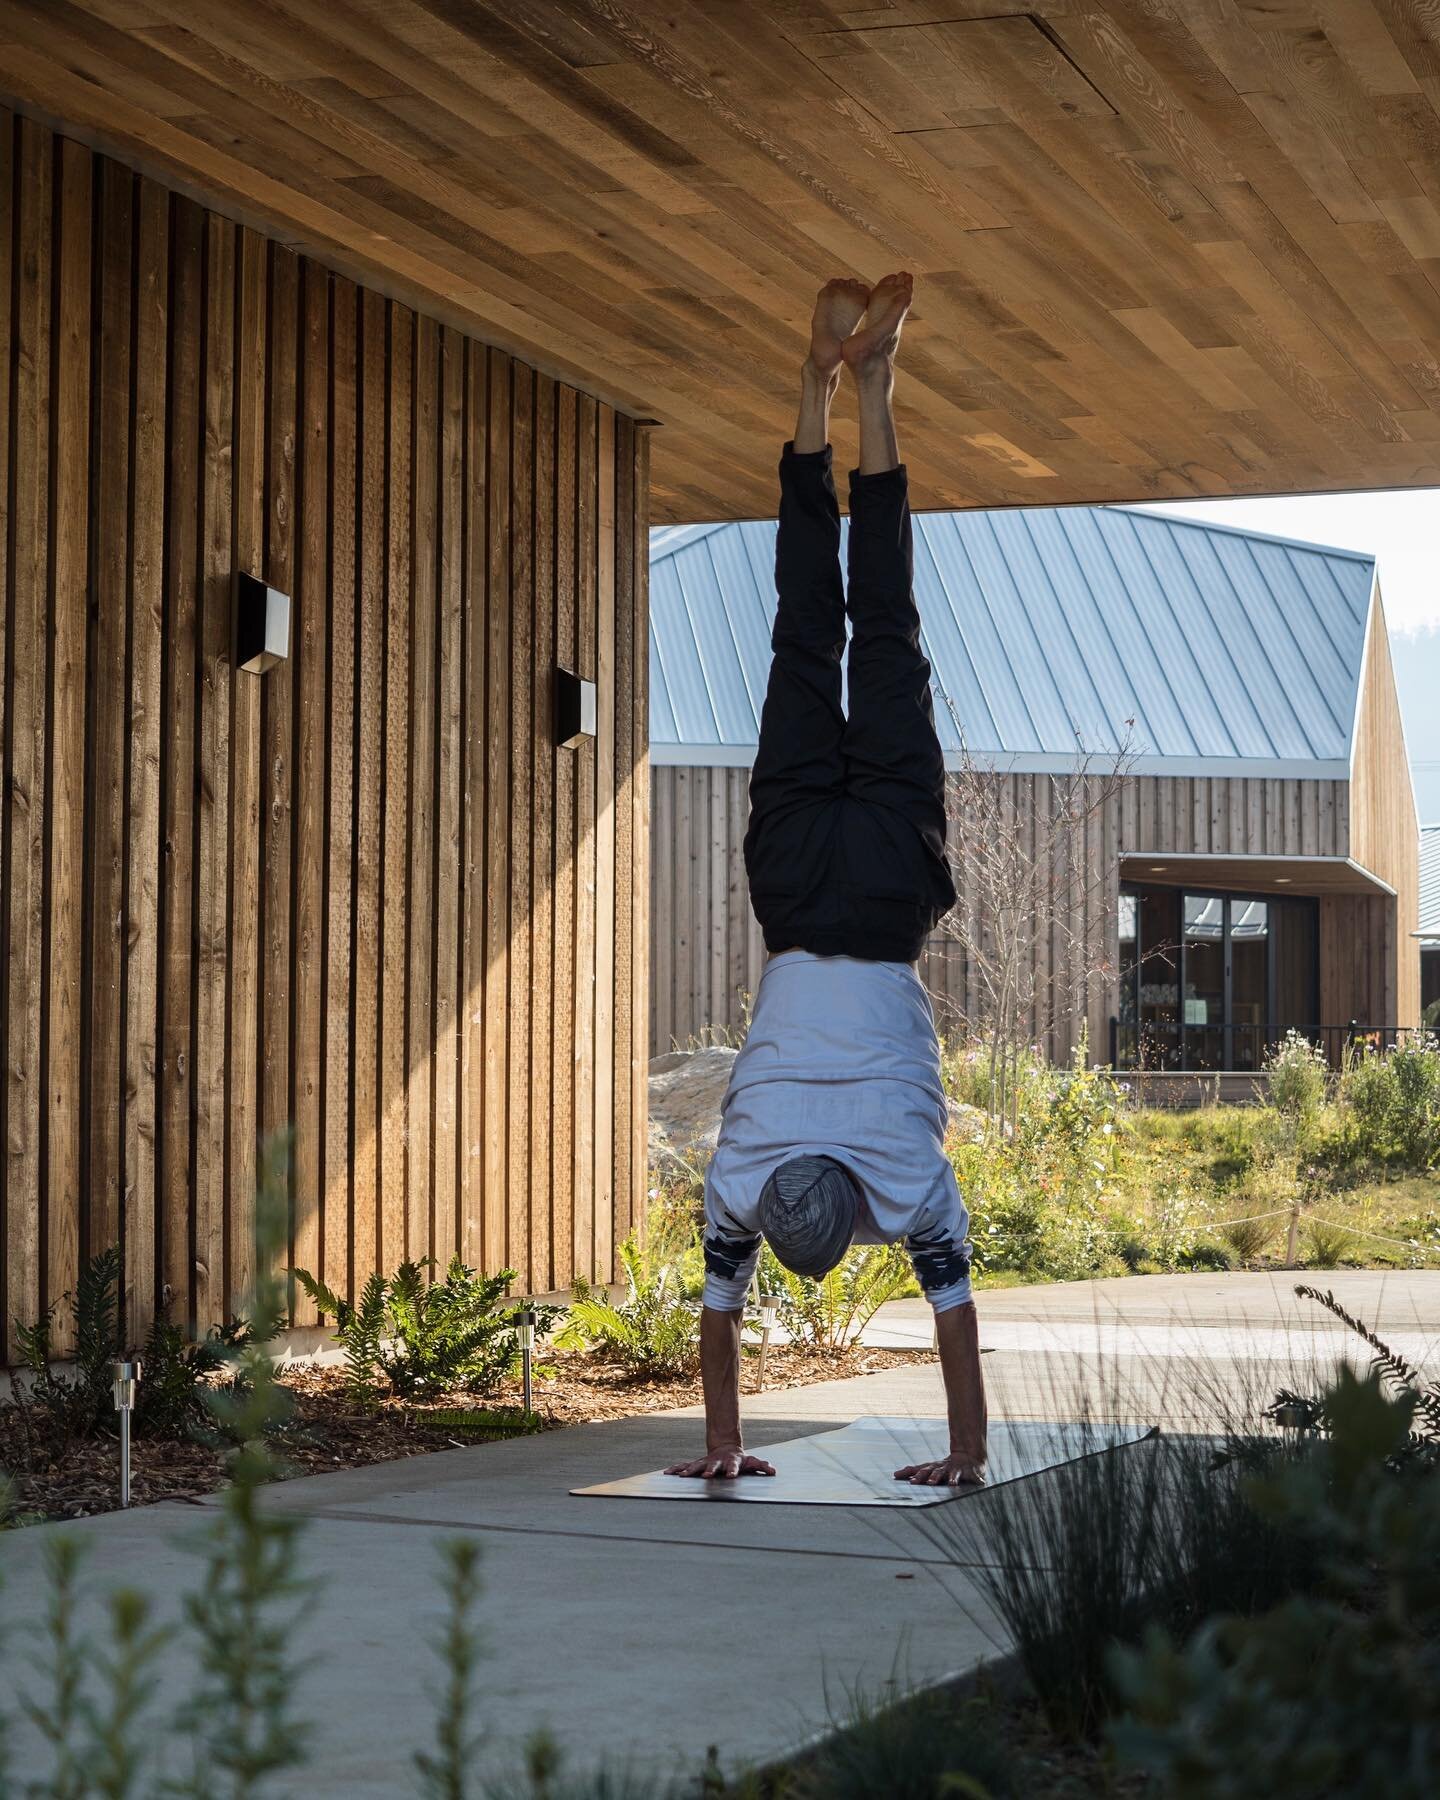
top-left (0, 111), bottom-right (649, 1360)
top-left (648, 508), bottom-right (1420, 1078)
top-left (4, 3), bottom-right (1440, 1352)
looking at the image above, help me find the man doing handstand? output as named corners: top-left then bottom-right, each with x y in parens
top-left (666, 273), bottom-right (988, 1488)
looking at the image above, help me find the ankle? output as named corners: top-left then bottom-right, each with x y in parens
top-left (802, 356), bottom-right (841, 393)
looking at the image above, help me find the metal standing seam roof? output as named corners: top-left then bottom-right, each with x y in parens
top-left (1421, 825), bottom-right (1440, 939)
top-left (648, 506), bottom-right (1378, 778)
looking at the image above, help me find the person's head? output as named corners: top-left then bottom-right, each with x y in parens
top-left (757, 1155), bottom-right (860, 1280)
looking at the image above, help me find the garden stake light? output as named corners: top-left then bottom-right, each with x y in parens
top-left (757, 1294), bottom-right (779, 1392)
top-left (518, 1309), bottom-right (536, 1414)
top-left (112, 1359), bottom-right (140, 1508)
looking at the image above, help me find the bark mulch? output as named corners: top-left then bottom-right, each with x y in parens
top-left (1, 1343), bottom-right (936, 1527)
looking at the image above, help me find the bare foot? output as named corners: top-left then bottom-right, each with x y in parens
top-left (807, 277), bottom-right (871, 379)
top-left (842, 271), bottom-right (914, 379)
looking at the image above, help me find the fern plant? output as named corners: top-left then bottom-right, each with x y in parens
top-left (14, 1246), bottom-right (124, 1454)
top-left (1266, 1284), bottom-right (1440, 1469)
top-left (759, 1242), bottom-right (913, 1351)
top-left (556, 1237), bottom-right (701, 1377)
top-left (290, 1269), bottom-right (389, 1411)
top-left (292, 1259), bottom-right (557, 1406)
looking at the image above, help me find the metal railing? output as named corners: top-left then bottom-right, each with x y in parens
top-left (1109, 1019), bottom-right (1430, 1073)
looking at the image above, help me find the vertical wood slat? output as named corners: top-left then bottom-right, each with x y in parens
top-left (631, 425), bottom-right (651, 1235)
top-left (508, 365), bottom-right (533, 1280)
top-left (228, 228), bottom-right (265, 1318)
top-left (259, 244), bottom-right (299, 1299)
top-left (322, 277), bottom-right (357, 1306)
top-left (530, 377), bottom-right (556, 1291)
top-left (194, 210), bottom-right (235, 1334)
top-left (573, 395), bottom-right (598, 1284)
top-left (612, 416), bottom-right (634, 1250)
top-left (460, 344), bottom-right (488, 1273)
top-left (484, 348), bottom-right (511, 1278)
top-left (88, 159), bottom-right (131, 1298)
top-left (291, 258), bottom-right (329, 1325)
top-left (380, 305), bottom-right (412, 1277)
top-left (408, 315), bottom-right (437, 1268)
top-left (5, 116), bottom-right (52, 1359)
top-left (0, 108), bottom-right (12, 1351)
top-left (160, 197), bottom-right (202, 1331)
top-left (352, 286), bottom-right (385, 1297)
top-left (550, 386), bottom-right (578, 1291)
top-left (1, 123), bottom-right (649, 1355)
top-left (47, 138), bottom-right (91, 1352)
top-left (594, 408), bottom-right (617, 1284)
top-left (124, 178), bottom-right (167, 1337)
top-left (434, 327), bottom-right (464, 1275)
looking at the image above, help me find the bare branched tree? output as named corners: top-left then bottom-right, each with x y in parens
top-left (932, 693), bottom-right (1134, 1122)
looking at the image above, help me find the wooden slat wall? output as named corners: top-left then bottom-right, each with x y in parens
top-left (651, 766), bottom-right (1368, 1063)
top-left (0, 114), bottom-right (649, 1361)
top-left (1347, 584), bottom-right (1422, 1029)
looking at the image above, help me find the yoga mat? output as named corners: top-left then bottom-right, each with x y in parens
top-left (572, 1416), bottom-right (1156, 1507)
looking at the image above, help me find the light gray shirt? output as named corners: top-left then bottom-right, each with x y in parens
top-left (702, 952), bottom-right (973, 1313)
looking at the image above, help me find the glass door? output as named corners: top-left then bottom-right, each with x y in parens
top-left (1228, 899), bottom-right (1269, 1071)
top-left (1182, 894), bottom-right (1225, 1069)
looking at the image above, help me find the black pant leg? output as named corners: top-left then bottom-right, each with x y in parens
top-left (743, 444), bottom-right (847, 945)
top-left (841, 464), bottom-right (956, 929)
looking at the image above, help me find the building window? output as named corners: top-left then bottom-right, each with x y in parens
top-left (1116, 885), bottom-right (1317, 1071)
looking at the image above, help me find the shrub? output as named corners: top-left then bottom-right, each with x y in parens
top-left (557, 1235), bottom-right (701, 1377)
top-left (758, 1242), bottom-right (913, 1350)
top-left (1302, 1217), bottom-right (1353, 1269)
top-left (1264, 1030), bottom-right (1328, 1129)
top-left (1337, 1034), bottom-right (1440, 1168)
top-left (1218, 1211), bottom-right (1278, 1267)
top-left (922, 1414), bottom-right (1313, 1744)
top-left (293, 1258), bottom-right (557, 1406)
top-left (135, 1314), bottom-right (254, 1441)
top-left (1110, 1370), bottom-right (1440, 1799)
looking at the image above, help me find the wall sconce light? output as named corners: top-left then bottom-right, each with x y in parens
top-left (555, 665), bottom-right (596, 748)
top-left (236, 572), bottom-right (291, 675)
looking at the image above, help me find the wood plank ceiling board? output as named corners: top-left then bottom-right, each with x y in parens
top-left (4, 0), bottom-right (1440, 520)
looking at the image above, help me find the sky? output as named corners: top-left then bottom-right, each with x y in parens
top-left (1124, 491), bottom-right (1440, 824)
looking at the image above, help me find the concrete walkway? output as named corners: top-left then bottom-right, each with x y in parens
top-left (1, 1270), bottom-right (1435, 1794)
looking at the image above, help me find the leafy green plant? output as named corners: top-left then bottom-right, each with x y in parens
top-left (758, 1242), bottom-right (913, 1351)
top-left (14, 1246), bottom-right (124, 1454)
top-left (1110, 1369), bottom-right (1440, 1798)
top-left (558, 1236), bottom-right (701, 1377)
top-left (293, 1258), bottom-right (553, 1405)
top-left (134, 1314), bottom-right (253, 1441)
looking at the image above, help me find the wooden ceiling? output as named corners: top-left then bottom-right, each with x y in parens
top-left (4, 1), bottom-right (1440, 521)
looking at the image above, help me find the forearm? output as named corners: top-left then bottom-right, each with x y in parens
top-left (936, 1301), bottom-right (987, 1461)
top-left (699, 1305), bottom-right (744, 1452)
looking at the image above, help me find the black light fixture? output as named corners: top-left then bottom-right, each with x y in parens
top-left (235, 572), bottom-right (291, 675)
top-left (555, 665), bottom-right (596, 748)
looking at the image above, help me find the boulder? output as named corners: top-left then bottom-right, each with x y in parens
top-left (647, 1044), bottom-right (737, 1171)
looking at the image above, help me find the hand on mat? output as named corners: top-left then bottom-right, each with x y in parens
top-left (664, 1448), bottom-right (777, 1480)
top-left (893, 1453), bottom-right (987, 1488)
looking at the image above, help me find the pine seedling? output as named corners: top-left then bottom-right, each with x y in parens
top-left (21, 1536), bottom-right (89, 1800)
top-left (168, 1132), bottom-right (312, 1800)
top-left (86, 1589), bottom-right (166, 1800)
top-left (414, 1538), bottom-right (485, 1800)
